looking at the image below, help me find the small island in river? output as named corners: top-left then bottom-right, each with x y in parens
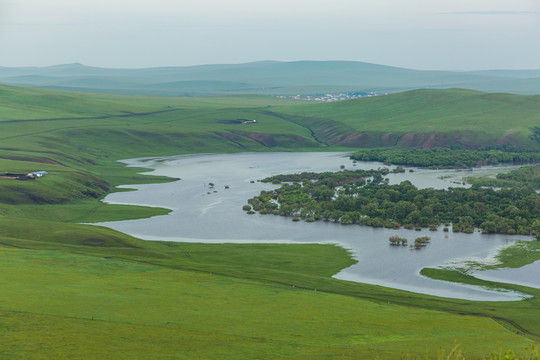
top-left (246, 167), bottom-right (540, 238)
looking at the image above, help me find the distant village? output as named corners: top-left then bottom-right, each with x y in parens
top-left (276, 91), bottom-right (384, 102)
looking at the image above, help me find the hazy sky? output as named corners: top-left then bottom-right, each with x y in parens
top-left (1, 0), bottom-right (539, 70)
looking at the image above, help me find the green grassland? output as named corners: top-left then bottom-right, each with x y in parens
top-left (273, 89), bottom-right (540, 149)
top-left (0, 83), bottom-right (539, 358)
top-left (0, 244), bottom-right (537, 360)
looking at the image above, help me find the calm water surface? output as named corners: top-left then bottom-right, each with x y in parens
top-left (96, 152), bottom-right (537, 301)
top-left (473, 261), bottom-right (540, 289)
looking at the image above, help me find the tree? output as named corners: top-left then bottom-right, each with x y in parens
top-left (481, 220), bottom-right (498, 234)
top-left (531, 220), bottom-right (540, 240)
top-left (340, 214), bottom-right (353, 225)
top-left (393, 201), bottom-right (417, 221)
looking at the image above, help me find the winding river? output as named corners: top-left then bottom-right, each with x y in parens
top-left (96, 152), bottom-right (537, 301)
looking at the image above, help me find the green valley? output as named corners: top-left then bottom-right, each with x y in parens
top-left (0, 83), bottom-right (539, 359)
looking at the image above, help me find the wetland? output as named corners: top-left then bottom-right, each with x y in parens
top-left (97, 152), bottom-right (538, 301)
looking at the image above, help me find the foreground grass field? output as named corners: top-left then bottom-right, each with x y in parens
top-left (0, 84), bottom-right (539, 358)
top-left (0, 242), bottom-right (537, 359)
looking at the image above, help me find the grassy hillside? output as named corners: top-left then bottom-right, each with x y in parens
top-left (0, 84), bottom-right (319, 155)
top-left (2, 60), bottom-right (540, 96)
top-left (274, 88), bottom-right (540, 149)
top-left (0, 84), bottom-right (539, 359)
top-left (0, 83), bottom-right (325, 214)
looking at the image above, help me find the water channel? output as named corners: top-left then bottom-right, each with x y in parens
top-left (95, 152), bottom-right (537, 301)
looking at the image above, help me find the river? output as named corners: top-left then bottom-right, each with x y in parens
top-left (95, 152), bottom-right (537, 301)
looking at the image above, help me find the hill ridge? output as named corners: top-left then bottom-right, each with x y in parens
top-left (2, 60), bottom-right (540, 97)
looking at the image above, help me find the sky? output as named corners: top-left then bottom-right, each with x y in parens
top-left (0, 0), bottom-right (539, 70)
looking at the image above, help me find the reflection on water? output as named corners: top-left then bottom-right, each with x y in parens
top-left (96, 152), bottom-right (535, 301)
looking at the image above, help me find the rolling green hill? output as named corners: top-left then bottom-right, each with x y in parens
top-left (0, 84), bottom-right (539, 359)
top-left (3, 85), bottom-right (539, 156)
top-left (1, 85), bottom-right (539, 200)
top-left (1, 60), bottom-right (540, 96)
top-left (273, 88), bottom-right (540, 150)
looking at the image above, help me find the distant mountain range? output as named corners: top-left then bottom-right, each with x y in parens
top-left (1, 61), bottom-right (539, 96)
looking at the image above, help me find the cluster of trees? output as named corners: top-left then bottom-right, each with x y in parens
top-left (466, 165), bottom-right (540, 190)
top-left (388, 235), bottom-right (431, 249)
top-left (261, 168), bottom-right (407, 191)
top-left (261, 169), bottom-right (396, 187)
top-left (413, 236), bottom-right (431, 249)
top-left (247, 170), bottom-right (540, 239)
top-left (388, 235), bottom-right (407, 246)
top-left (350, 148), bottom-right (540, 169)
